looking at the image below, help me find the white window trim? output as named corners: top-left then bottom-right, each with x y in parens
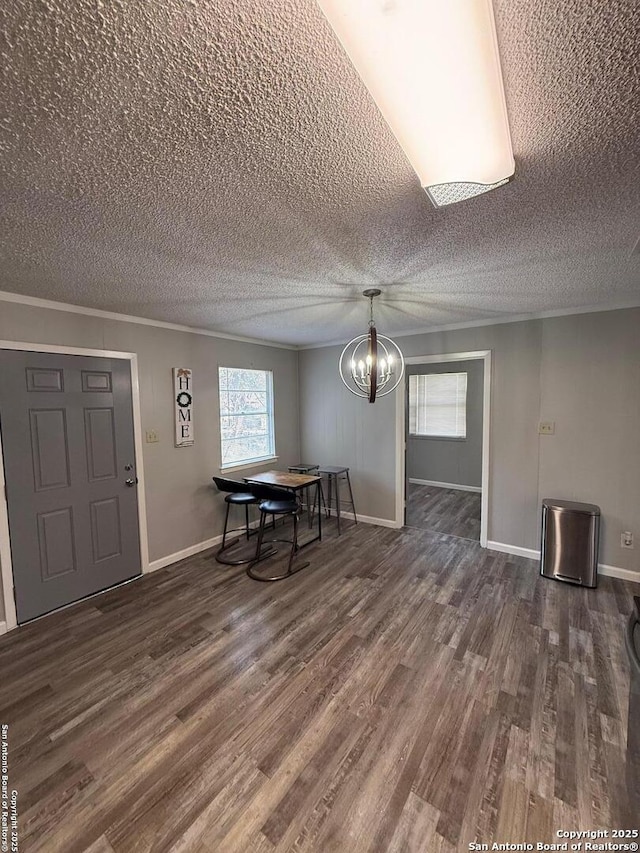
top-left (409, 435), bottom-right (467, 442)
top-left (218, 367), bottom-right (276, 470)
top-left (408, 371), bottom-right (468, 439)
top-left (219, 455), bottom-right (279, 474)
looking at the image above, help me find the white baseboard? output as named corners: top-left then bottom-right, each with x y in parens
top-left (339, 510), bottom-right (401, 529)
top-left (487, 541), bottom-right (640, 584)
top-left (0, 621), bottom-right (7, 636)
top-left (409, 478), bottom-right (482, 493)
top-left (147, 536), bottom-right (223, 573)
top-left (147, 510), bottom-right (400, 576)
top-left (147, 511), bottom-right (401, 574)
top-left (146, 518), bottom-right (265, 573)
top-left (487, 540), bottom-right (540, 560)
top-left (598, 563), bottom-right (640, 583)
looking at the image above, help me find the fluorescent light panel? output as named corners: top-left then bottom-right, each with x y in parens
top-left (316, 0), bottom-right (515, 207)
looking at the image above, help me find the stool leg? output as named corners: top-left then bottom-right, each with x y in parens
top-left (345, 471), bottom-right (357, 524)
top-left (309, 481), bottom-right (325, 534)
top-left (335, 475), bottom-right (341, 535)
top-left (327, 475), bottom-right (333, 518)
top-left (288, 513), bottom-right (299, 574)
top-left (245, 504), bottom-right (250, 540)
top-left (317, 481), bottom-right (323, 540)
top-left (254, 511), bottom-right (267, 561)
top-left (221, 501), bottom-right (231, 550)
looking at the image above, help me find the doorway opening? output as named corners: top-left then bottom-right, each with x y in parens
top-left (395, 351), bottom-right (491, 546)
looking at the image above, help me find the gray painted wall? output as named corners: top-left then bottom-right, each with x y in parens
top-left (299, 308), bottom-right (640, 576)
top-left (537, 310), bottom-right (640, 574)
top-left (0, 301), bottom-right (300, 622)
top-left (406, 359), bottom-right (483, 488)
top-left (298, 342), bottom-right (400, 522)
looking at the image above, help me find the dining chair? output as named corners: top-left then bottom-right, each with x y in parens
top-left (246, 483), bottom-right (310, 581)
top-left (212, 476), bottom-right (259, 565)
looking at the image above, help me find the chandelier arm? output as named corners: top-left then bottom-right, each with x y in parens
top-left (339, 335), bottom-right (369, 398)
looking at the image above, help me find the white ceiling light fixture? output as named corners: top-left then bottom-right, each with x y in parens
top-left (339, 289), bottom-right (405, 403)
top-left (316, 0), bottom-right (515, 207)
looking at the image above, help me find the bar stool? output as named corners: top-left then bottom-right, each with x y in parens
top-left (288, 463), bottom-right (320, 526)
top-left (317, 466), bottom-right (357, 535)
top-left (246, 484), bottom-right (310, 581)
top-left (212, 476), bottom-right (260, 565)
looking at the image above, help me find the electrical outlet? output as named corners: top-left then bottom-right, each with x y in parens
top-left (621, 531), bottom-right (634, 549)
top-left (539, 421), bottom-right (555, 435)
top-left (145, 429), bottom-right (159, 444)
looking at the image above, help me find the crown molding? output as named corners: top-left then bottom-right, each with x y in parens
top-left (298, 299), bottom-right (640, 350)
top-left (2, 289), bottom-right (639, 353)
top-left (0, 290), bottom-right (297, 350)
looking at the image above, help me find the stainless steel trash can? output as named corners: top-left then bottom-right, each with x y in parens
top-left (540, 499), bottom-right (600, 587)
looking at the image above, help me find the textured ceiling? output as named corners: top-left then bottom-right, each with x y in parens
top-left (1, 0), bottom-right (639, 346)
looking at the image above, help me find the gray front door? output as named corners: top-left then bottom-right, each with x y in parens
top-left (0, 351), bottom-right (142, 623)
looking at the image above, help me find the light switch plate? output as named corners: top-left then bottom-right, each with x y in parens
top-left (145, 429), bottom-right (160, 443)
top-left (539, 421), bottom-right (555, 435)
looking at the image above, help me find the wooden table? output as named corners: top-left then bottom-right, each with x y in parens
top-left (243, 470), bottom-right (323, 546)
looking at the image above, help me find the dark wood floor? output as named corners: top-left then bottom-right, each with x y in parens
top-left (1, 518), bottom-right (638, 852)
top-left (406, 483), bottom-right (482, 540)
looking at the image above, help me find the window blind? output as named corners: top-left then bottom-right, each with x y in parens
top-left (409, 372), bottom-right (468, 438)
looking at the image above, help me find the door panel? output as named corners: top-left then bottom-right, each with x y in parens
top-left (81, 370), bottom-right (112, 392)
top-left (26, 367), bottom-right (64, 392)
top-left (37, 507), bottom-right (77, 579)
top-left (0, 351), bottom-right (141, 623)
top-left (90, 497), bottom-right (122, 562)
top-left (84, 408), bottom-right (117, 481)
top-left (29, 409), bottom-right (71, 491)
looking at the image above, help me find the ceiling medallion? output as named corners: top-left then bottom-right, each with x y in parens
top-left (338, 290), bottom-right (405, 403)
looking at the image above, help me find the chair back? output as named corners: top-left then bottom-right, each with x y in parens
top-left (212, 476), bottom-right (252, 494)
top-left (249, 483), bottom-right (297, 505)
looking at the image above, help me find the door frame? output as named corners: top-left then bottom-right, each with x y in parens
top-left (0, 341), bottom-right (150, 631)
top-left (395, 350), bottom-right (491, 547)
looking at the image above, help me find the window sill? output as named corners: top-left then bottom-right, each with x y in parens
top-left (408, 435), bottom-right (467, 442)
top-left (219, 456), bottom-right (279, 474)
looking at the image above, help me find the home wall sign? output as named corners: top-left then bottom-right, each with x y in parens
top-left (173, 367), bottom-right (194, 447)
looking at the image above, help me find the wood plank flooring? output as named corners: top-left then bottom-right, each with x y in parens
top-left (1, 519), bottom-right (638, 852)
top-left (406, 484), bottom-right (481, 540)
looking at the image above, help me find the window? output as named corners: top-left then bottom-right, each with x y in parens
top-left (218, 367), bottom-right (275, 467)
top-left (409, 372), bottom-right (467, 438)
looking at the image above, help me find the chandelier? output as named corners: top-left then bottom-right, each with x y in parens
top-left (338, 290), bottom-right (405, 403)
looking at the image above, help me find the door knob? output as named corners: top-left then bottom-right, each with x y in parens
top-left (125, 478), bottom-right (138, 487)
